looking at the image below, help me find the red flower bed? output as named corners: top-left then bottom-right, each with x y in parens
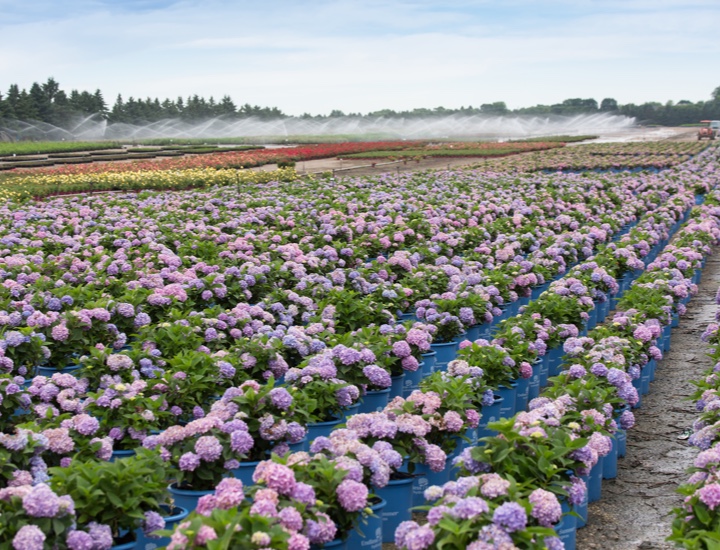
top-left (12, 141), bottom-right (420, 176)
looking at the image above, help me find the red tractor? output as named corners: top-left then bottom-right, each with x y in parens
top-left (698, 120), bottom-right (719, 140)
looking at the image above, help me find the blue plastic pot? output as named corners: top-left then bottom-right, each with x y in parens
top-left (662, 324), bottom-right (672, 352)
top-left (489, 305), bottom-right (508, 335)
top-left (514, 376), bottom-right (530, 412)
top-left (531, 282), bottom-right (549, 300)
top-left (528, 371), bottom-right (541, 401)
top-left (429, 340), bottom-right (459, 373)
top-left (168, 483), bottom-right (215, 512)
top-left (586, 306), bottom-right (599, 332)
top-left (34, 365), bottom-right (79, 377)
top-left (398, 312), bottom-right (417, 323)
top-left (231, 460), bottom-right (261, 487)
top-left (575, 473), bottom-right (590, 528)
top-left (288, 436), bottom-right (308, 453)
top-left (504, 301), bottom-right (520, 319)
top-left (539, 354), bottom-right (550, 388)
top-left (459, 426), bottom-right (478, 450)
top-left (344, 498), bottom-right (386, 550)
top-left (375, 476), bottom-right (414, 542)
top-left (421, 351), bottom-right (437, 376)
top-left (476, 395), bottom-right (504, 440)
top-left (307, 417), bottom-right (343, 444)
top-left (358, 388), bottom-right (391, 414)
top-left (111, 539), bottom-right (137, 550)
top-left (640, 365), bottom-right (651, 395)
top-left (631, 377), bottom-right (643, 409)
top-left (555, 499), bottom-right (577, 550)
top-left (588, 457), bottom-right (604, 503)
top-left (310, 538), bottom-right (345, 549)
top-left (390, 373), bottom-right (405, 398)
top-left (546, 346), bottom-right (564, 378)
top-left (402, 364), bottom-right (424, 397)
top-left (110, 449), bottom-right (136, 462)
top-left (135, 505), bottom-right (189, 549)
top-left (616, 428), bottom-right (627, 458)
top-left (465, 323), bottom-right (482, 342)
top-left (647, 358), bottom-right (657, 382)
top-left (341, 403), bottom-right (360, 421)
top-left (602, 436), bottom-right (618, 480)
top-left (497, 383), bottom-right (517, 420)
top-left (411, 462), bottom-right (451, 507)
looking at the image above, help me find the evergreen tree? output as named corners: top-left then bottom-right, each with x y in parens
top-left (29, 82), bottom-right (52, 120)
top-left (109, 94), bottom-right (125, 123)
top-left (5, 84), bottom-right (20, 116)
top-left (0, 92), bottom-right (11, 120)
top-left (14, 89), bottom-right (40, 120)
top-left (218, 95), bottom-right (236, 116)
top-left (93, 89), bottom-right (108, 118)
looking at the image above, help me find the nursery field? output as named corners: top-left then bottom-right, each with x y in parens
top-left (1, 141), bottom-right (720, 549)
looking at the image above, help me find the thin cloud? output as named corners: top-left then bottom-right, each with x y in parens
top-left (0, 0), bottom-right (718, 115)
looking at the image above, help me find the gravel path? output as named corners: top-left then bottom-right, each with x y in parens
top-left (575, 253), bottom-right (720, 549)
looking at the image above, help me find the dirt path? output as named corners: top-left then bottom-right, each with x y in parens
top-left (575, 253), bottom-right (720, 549)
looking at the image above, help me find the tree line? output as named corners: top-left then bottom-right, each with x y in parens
top-left (1, 77), bottom-right (719, 127)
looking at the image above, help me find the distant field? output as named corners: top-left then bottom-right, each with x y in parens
top-left (0, 141), bottom-right (122, 156)
top-left (340, 141), bottom-right (566, 159)
top-left (340, 148), bottom-right (529, 159)
top-left (511, 135), bottom-right (597, 143)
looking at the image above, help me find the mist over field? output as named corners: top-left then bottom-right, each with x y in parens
top-left (0, 112), bottom-right (635, 142)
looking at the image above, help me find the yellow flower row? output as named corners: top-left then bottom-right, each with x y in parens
top-left (0, 167), bottom-right (299, 200)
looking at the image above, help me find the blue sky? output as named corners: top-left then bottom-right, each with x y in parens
top-left (1, 0), bottom-right (719, 116)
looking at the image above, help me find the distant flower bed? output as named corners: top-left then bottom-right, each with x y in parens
top-left (7, 141), bottom-right (417, 176)
top-left (0, 166), bottom-right (298, 200)
top-left (339, 141), bottom-right (564, 159)
top-left (473, 141), bottom-right (711, 172)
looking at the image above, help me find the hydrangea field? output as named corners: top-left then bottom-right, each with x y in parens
top-left (1, 142), bottom-right (719, 549)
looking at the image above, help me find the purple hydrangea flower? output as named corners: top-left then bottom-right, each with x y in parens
top-left (179, 452), bottom-right (201, 471)
top-left (269, 387), bottom-right (293, 410)
top-left (493, 501), bottom-right (527, 532)
top-left (362, 365), bottom-right (391, 388)
top-left (195, 436), bottom-right (223, 462)
top-left (142, 511), bottom-right (165, 537)
top-left (528, 488), bottom-right (562, 527)
top-left (12, 525), bottom-right (46, 550)
top-left (66, 530), bottom-right (94, 550)
top-left (451, 496), bottom-right (489, 519)
top-left (336, 479), bottom-right (368, 512)
top-left (22, 483), bottom-right (59, 518)
top-left (698, 483), bottom-right (720, 510)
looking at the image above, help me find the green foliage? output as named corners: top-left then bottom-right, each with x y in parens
top-left (422, 474), bottom-right (558, 549)
top-left (0, 141), bottom-right (121, 157)
top-left (0, 428), bottom-right (47, 488)
top-left (49, 449), bottom-right (171, 538)
top-left (0, 326), bottom-right (47, 376)
top-left (670, 480), bottom-right (720, 549)
top-left (455, 340), bottom-right (518, 389)
top-left (163, 506), bottom-right (293, 549)
top-left (315, 289), bottom-right (395, 333)
top-left (225, 377), bottom-right (311, 459)
top-left (469, 419), bottom-right (587, 495)
top-left (0, 486), bottom-right (75, 549)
